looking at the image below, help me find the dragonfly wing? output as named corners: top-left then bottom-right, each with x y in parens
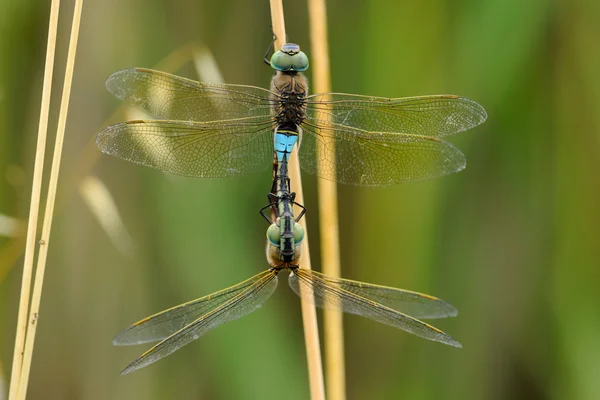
top-left (96, 118), bottom-right (273, 177)
top-left (113, 270), bottom-right (276, 346)
top-left (290, 269), bottom-right (457, 319)
top-left (288, 269), bottom-right (461, 347)
top-left (299, 122), bottom-right (466, 186)
top-left (106, 68), bottom-right (275, 121)
top-left (119, 270), bottom-right (278, 374)
top-left (306, 93), bottom-right (487, 137)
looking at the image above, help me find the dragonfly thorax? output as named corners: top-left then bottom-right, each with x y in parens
top-left (270, 73), bottom-right (308, 130)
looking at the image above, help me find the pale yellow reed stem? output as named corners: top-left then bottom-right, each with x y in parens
top-left (16, 0), bottom-right (84, 398)
top-left (7, 1), bottom-right (60, 399)
top-left (269, 2), bottom-right (325, 400)
top-left (307, 1), bottom-right (346, 399)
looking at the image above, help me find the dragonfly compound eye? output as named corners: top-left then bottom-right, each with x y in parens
top-left (294, 222), bottom-right (305, 244)
top-left (270, 51), bottom-right (294, 71)
top-left (270, 48), bottom-right (309, 72)
top-left (267, 223), bottom-right (281, 246)
top-left (291, 51), bottom-right (309, 72)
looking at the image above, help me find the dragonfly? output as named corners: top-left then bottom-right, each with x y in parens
top-left (96, 43), bottom-right (487, 186)
top-left (113, 151), bottom-right (461, 375)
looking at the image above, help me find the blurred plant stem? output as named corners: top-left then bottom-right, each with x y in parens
top-left (307, 0), bottom-right (347, 399)
top-left (269, 1), bottom-right (325, 400)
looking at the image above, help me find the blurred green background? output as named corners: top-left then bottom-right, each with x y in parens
top-left (2, 0), bottom-right (600, 399)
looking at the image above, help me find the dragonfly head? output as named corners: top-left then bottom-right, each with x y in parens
top-left (270, 43), bottom-right (309, 72)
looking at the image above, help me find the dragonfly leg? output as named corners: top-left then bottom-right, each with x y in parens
top-left (263, 28), bottom-right (277, 66)
top-left (267, 192), bottom-right (278, 204)
top-left (263, 28), bottom-right (291, 65)
top-left (293, 202), bottom-right (307, 222)
top-left (266, 192), bottom-right (278, 218)
top-left (259, 202), bottom-right (276, 224)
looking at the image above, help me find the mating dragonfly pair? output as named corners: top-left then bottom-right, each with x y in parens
top-left (97, 43), bottom-right (486, 374)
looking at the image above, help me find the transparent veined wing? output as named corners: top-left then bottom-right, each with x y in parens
top-left (289, 269), bottom-right (457, 319)
top-left (106, 68), bottom-right (276, 121)
top-left (298, 122), bottom-right (466, 186)
top-left (96, 118), bottom-right (274, 177)
top-left (117, 270), bottom-right (278, 375)
top-left (288, 269), bottom-right (461, 347)
top-left (306, 93), bottom-right (487, 137)
top-left (113, 270), bottom-right (277, 346)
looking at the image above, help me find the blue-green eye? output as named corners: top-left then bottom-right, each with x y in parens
top-left (270, 51), bottom-right (294, 71)
top-left (267, 223), bottom-right (280, 246)
top-left (291, 51), bottom-right (309, 72)
top-left (270, 43), bottom-right (309, 72)
top-left (294, 222), bottom-right (305, 244)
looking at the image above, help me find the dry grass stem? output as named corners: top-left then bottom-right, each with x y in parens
top-left (269, 1), bottom-right (326, 400)
top-left (307, 0), bottom-right (346, 398)
top-left (15, 0), bottom-right (84, 398)
top-left (7, 1), bottom-right (61, 398)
